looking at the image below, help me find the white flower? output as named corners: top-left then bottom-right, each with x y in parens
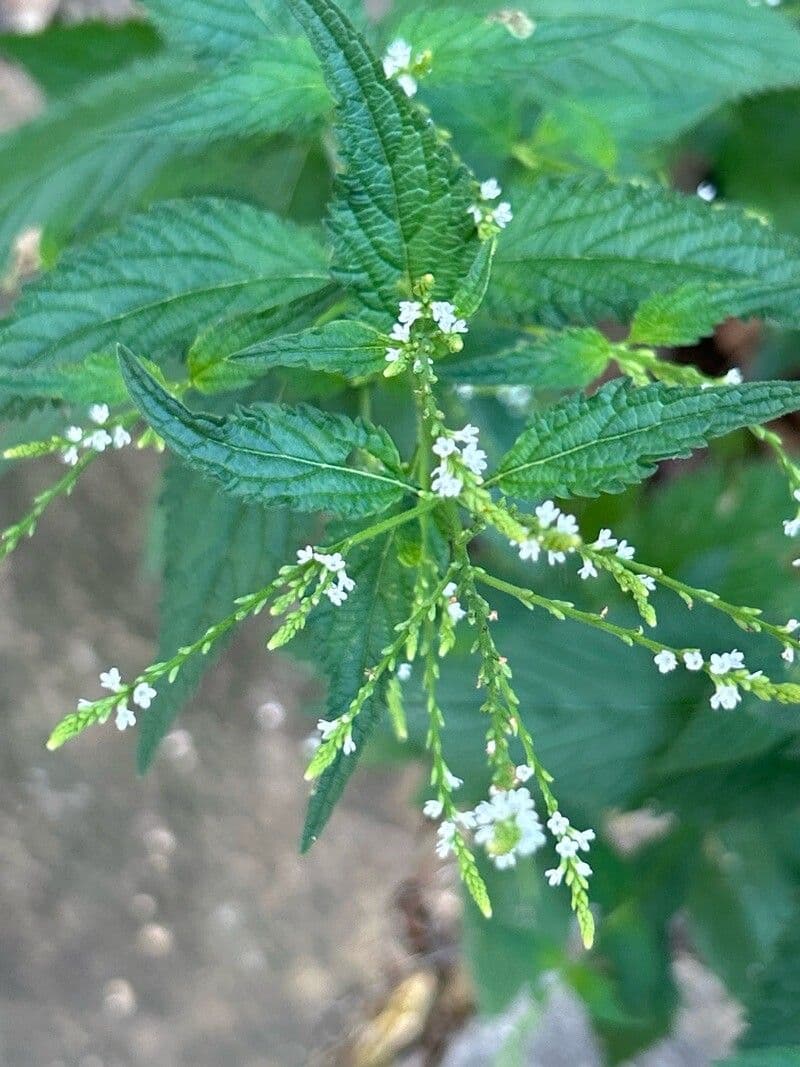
top-left (696, 181), bottom-right (717, 202)
top-left (472, 787), bottom-right (546, 867)
top-left (794, 559), bottom-right (800, 568)
top-left (436, 820), bottom-right (457, 858)
top-left (535, 500), bottom-right (560, 528)
top-left (515, 765), bottom-right (534, 782)
top-left (547, 811), bottom-right (570, 836)
top-left (555, 512), bottom-right (579, 535)
top-left (480, 178), bottom-right (502, 200)
top-left (115, 703), bottom-right (136, 731)
top-left (62, 446), bottom-right (79, 466)
top-left (654, 649), bottom-right (678, 674)
top-left (431, 301), bottom-right (468, 335)
top-left (555, 837), bottom-right (579, 859)
top-left (723, 368), bottom-right (743, 385)
top-left (467, 204), bottom-right (483, 224)
top-left (578, 559), bottom-right (598, 580)
top-left (683, 650), bottom-right (704, 671)
top-left (492, 202), bottom-right (513, 228)
top-left (453, 424), bottom-right (480, 446)
top-left (517, 538), bottom-right (541, 563)
top-left (573, 828), bottom-right (596, 851)
top-left (396, 73), bottom-right (418, 97)
top-left (112, 425), bottom-right (131, 449)
top-left (710, 683), bottom-right (741, 711)
top-left (447, 600), bottom-right (467, 623)
top-left (89, 403), bottom-right (109, 426)
top-left (390, 320), bottom-right (412, 344)
top-left (316, 551), bottom-right (346, 573)
top-left (133, 682), bottom-right (157, 709)
top-left (342, 731), bottom-right (356, 755)
top-left (709, 649), bottom-right (745, 676)
top-left (325, 583), bottom-right (349, 607)
top-left (616, 540), bottom-right (635, 560)
top-left (65, 426), bottom-right (84, 443)
top-left (462, 442), bottom-right (488, 476)
top-left (296, 545), bottom-right (315, 565)
top-left (443, 769), bottom-right (463, 791)
top-left (782, 646), bottom-right (795, 664)
top-left (397, 662), bottom-right (412, 682)
top-left (317, 718), bottom-right (338, 740)
top-left (385, 347), bottom-right (402, 363)
top-left (382, 38), bottom-right (412, 77)
top-left (593, 529), bottom-right (617, 550)
top-left (85, 429), bottom-right (113, 452)
top-left (423, 799), bottom-right (444, 820)
top-left (432, 466), bottom-right (463, 498)
top-left (432, 435), bottom-right (458, 458)
top-left (547, 551), bottom-right (566, 566)
top-left (784, 517), bottom-right (800, 538)
top-left (545, 866), bottom-right (565, 887)
top-left (785, 619), bottom-right (800, 633)
top-left (443, 582), bottom-right (458, 598)
top-left (574, 860), bottom-right (593, 878)
top-left (100, 667), bottom-right (123, 693)
top-left (398, 300), bottom-right (422, 325)
top-left (639, 575), bottom-right (657, 593)
top-left (456, 809), bottom-right (477, 830)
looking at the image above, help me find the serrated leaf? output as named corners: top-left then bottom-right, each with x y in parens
top-left (629, 282), bottom-right (779, 347)
top-left (231, 319), bottom-right (388, 382)
top-left (0, 354), bottom-right (128, 406)
top-left (119, 348), bottom-right (412, 517)
top-left (284, 0), bottom-right (479, 318)
top-left (0, 198), bottom-right (329, 406)
top-left (490, 176), bottom-right (800, 328)
top-left (300, 529), bottom-right (415, 849)
top-left (138, 461), bottom-right (301, 770)
top-left (491, 379), bottom-right (800, 501)
top-left (439, 327), bottom-right (612, 390)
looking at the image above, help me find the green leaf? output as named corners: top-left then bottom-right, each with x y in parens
top-left (0, 198), bottom-right (329, 404)
top-left (742, 899), bottom-right (800, 1048)
top-left (0, 19), bottom-right (161, 98)
top-left (491, 379), bottom-right (800, 501)
top-left (141, 0), bottom-right (296, 58)
top-left (0, 353), bottom-right (128, 406)
top-left (439, 327), bottom-right (612, 390)
top-left (629, 282), bottom-right (777, 347)
top-left (138, 461), bottom-right (301, 770)
top-left (300, 528), bottom-right (416, 849)
top-left (119, 348), bottom-right (412, 518)
top-left (231, 319), bottom-right (388, 382)
top-left (284, 0), bottom-right (479, 318)
top-left (491, 176), bottom-right (800, 328)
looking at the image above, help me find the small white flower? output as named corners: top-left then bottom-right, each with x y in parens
top-left (396, 72), bottom-right (418, 97)
top-left (710, 683), bottom-right (741, 711)
top-left (654, 649), bottom-right (678, 674)
top-left (547, 551), bottom-right (566, 566)
top-left (297, 545), bottom-right (315, 565)
top-left (723, 368), bottom-right (743, 385)
top-left (132, 682), bottom-right (157, 709)
top-left (316, 551), bottom-right (346, 573)
top-left (317, 718), bottom-right (338, 740)
top-left (65, 426), bottom-right (84, 443)
top-left (431, 301), bottom-right (468, 335)
top-left (85, 429), bottom-right (113, 452)
top-left (432, 435), bottom-right (458, 458)
top-left (115, 703), bottom-right (136, 731)
top-left (639, 575), bottom-right (657, 593)
top-left (62, 446), bottom-right (79, 466)
top-left (683, 650), bottom-right (704, 671)
top-left (555, 837), bottom-right (579, 859)
top-left (385, 347), bottom-right (402, 364)
top-left (515, 764), bottom-right (534, 782)
top-left (616, 540), bottom-right (635, 560)
top-left (453, 424), bottom-right (480, 446)
top-left (382, 38), bottom-right (412, 78)
top-left (432, 466), bottom-right (463, 498)
top-left (397, 662), bottom-right (412, 682)
top-left (555, 512), bottom-right (579, 535)
top-left (100, 667), bottom-right (123, 693)
top-left (535, 500), bottom-right (560, 528)
top-left (480, 178), bottom-right (502, 200)
top-left (462, 442), bottom-right (488, 476)
top-left (454, 383), bottom-right (475, 399)
top-left (447, 600), bottom-right (467, 623)
top-left (444, 769), bottom-right (463, 791)
top-left (545, 866), bottom-right (565, 887)
top-left (785, 618), bottom-right (800, 633)
top-left (517, 538), bottom-right (541, 563)
top-left (112, 425), bottom-right (131, 449)
top-left (390, 320), bottom-right (412, 343)
top-left (492, 202), bottom-right (513, 228)
top-left (784, 517), bottom-right (800, 538)
top-left (342, 731), bottom-right (356, 755)
top-left (436, 820), bottom-right (457, 858)
top-left (794, 558), bottom-right (800, 568)
top-left (423, 799), bottom-right (444, 820)
top-left (443, 582), bottom-right (458, 598)
top-left (325, 584), bottom-right (349, 607)
top-left (578, 559), bottom-right (598, 580)
top-left (696, 180), bottom-right (717, 202)
top-left (547, 811), bottom-right (570, 836)
top-left (467, 204), bottom-right (483, 224)
top-left (574, 860), bottom-right (593, 878)
top-left (782, 646), bottom-right (795, 665)
top-left (593, 528), bottom-right (617, 550)
top-left (398, 300), bottom-right (422, 325)
top-left (573, 828), bottom-right (596, 851)
top-left (89, 403), bottom-right (109, 425)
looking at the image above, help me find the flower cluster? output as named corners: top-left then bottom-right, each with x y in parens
top-left (61, 404), bottom-right (131, 466)
top-left (510, 499), bottom-right (582, 567)
top-left (443, 581), bottom-right (467, 623)
top-left (431, 424), bottom-right (486, 498)
top-left (544, 811), bottom-right (595, 887)
top-left (468, 178), bottom-right (513, 237)
top-left (384, 298), bottom-right (468, 375)
top-left (472, 787), bottom-right (546, 869)
top-left (381, 38), bottom-right (420, 97)
top-left (296, 546), bottom-right (355, 606)
top-left (316, 714), bottom-right (356, 756)
top-left (83, 667), bottom-right (157, 732)
top-left (652, 645), bottom-right (757, 710)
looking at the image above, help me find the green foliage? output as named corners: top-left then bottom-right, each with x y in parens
top-left (231, 319), bottom-right (388, 382)
top-left (492, 379), bottom-right (800, 501)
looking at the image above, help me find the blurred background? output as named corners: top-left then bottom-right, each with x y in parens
top-left (2, 1), bottom-right (800, 1065)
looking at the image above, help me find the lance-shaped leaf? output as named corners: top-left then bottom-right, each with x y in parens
top-left (137, 461), bottom-right (302, 771)
top-left (283, 0), bottom-right (479, 318)
top-left (490, 379), bottom-right (800, 501)
top-left (119, 347), bottom-right (413, 517)
top-left (300, 529), bottom-right (415, 849)
top-left (490, 176), bottom-right (800, 329)
top-left (0, 198), bottom-right (330, 407)
top-left (231, 319), bottom-right (388, 382)
top-left (628, 281), bottom-right (778, 348)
